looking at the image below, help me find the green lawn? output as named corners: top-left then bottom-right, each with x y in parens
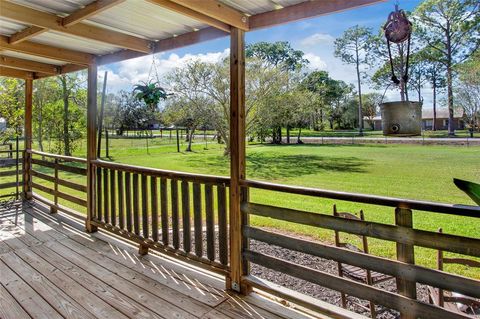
top-left (1, 137), bottom-right (479, 278)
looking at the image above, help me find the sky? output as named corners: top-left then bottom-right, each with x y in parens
top-left (99, 0), bottom-right (434, 106)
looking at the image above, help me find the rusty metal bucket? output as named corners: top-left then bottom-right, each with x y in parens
top-left (380, 101), bottom-right (422, 136)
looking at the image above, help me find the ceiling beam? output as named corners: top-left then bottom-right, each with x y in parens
top-left (250, 0), bottom-right (386, 30)
top-left (0, 35), bottom-right (95, 65)
top-left (0, 0), bottom-right (152, 53)
top-left (35, 64), bottom-right (88, 79)
top-left (97, 27), bottom-right (227, 66)
top-left (62, 0), bottom-right (126, 27)
top-left (146, 0), bottom-right (230, 33)
top-left (0, 66), bottom-right (33, 79)
top-left (9, 26), bottom-right (48, 45)
top-left (168, 0), bottom-right (248, 31)
top-left (0, 55), bottom-right (59, 74)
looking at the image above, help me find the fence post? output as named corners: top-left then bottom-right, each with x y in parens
top-left (395, 207), bottom-right (416, 319)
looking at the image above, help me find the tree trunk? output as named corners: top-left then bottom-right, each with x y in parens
top-left (297, 127), bottom-right (303, 144)
top-left (37, 103), bottom-right (44, 152)
top-left (446, 23), bottom-right (455, 136)
top-left (355, 46), bottom-right (364, 136)
top-left (432, 80), bottom-right (437, 131)
top-left (186, 127), bottom-right (195, 151)
top-left (61, 76), bottom-right (71, 156)
top-left (286, 126), bottom-right (290, 144)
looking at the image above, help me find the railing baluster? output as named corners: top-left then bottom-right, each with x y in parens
top-left (171, 179), bottom-right (179, 249)
top-left (133, 173), bottom-right (140, 235)
top-left (125, 172), bottom-right (132, 232)
top-left (151, 176), bottom-right (158, 242)
top-left (205, 184), bottom-right (215, 261)
top-left (193, 182), bottom-right (202, 257)
top-left (103, 168), bottom-right (109, 224)
top-left (118, 170), bottom-right (124, 230)
top-left (181, 180), bottom-right (191, 253)
top-left (110, 169), bottom-right (116, 227)
top-left (141, 174), bottom-right (149, 239)
top-left (96, 167), bottom-right (102, 222)
top-left (52, 158), bottom-right (58, 214)
top-left (218, 184), bottom-right (228, 265)
top-left (160, 177), bottom-right (168, 246)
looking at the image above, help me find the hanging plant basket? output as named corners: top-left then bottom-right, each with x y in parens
top-left (133, 81), bottom-right (169, 111)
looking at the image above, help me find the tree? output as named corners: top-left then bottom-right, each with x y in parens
top-left (246, 41), bottom-right (308, 143)
top-left (0, 78), bottom-right (23, 144)
top-left (421, 47), bottom-right (446, 130)
top-left (334, 25), bottom-right (372, 135)
top-left (33, 77), bottom-right (59, 152)
top-left (362, 93), bottom-right (383, 130)
top-left (415, 0), bottom-right (480, 135)
top-left (456, 51), bottom-right (480, 131)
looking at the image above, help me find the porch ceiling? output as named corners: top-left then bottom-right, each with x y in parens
top-left (0, 0), bottom-right (385, 79)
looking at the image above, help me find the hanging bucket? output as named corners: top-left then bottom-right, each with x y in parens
top-left (380, 101), bottom-right (422, 136)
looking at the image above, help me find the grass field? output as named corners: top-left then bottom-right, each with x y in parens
top-left (285, 128), bottom-right (480, 138)
top-left (1, 137), bottom-right (479, 277)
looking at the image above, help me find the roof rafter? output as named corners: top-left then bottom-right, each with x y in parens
top-left (9, 26), bottom-right (48, 45)
top-left (0, 66), bottom-right (33, 79)
top-left (62, 0), bottom-right (126, 27)
top-left (146, 0), bottom-right (231, 33)
top-left (250, 0), bottom-right (386, 30)
top-left (0, 0), bottom-right (153, 53)
top-left (168, 0), bottom-right (248, 31)
top-left (0, 35), bottom-right (94, 65)
top-left (0, 55), bottom-right (59, 74)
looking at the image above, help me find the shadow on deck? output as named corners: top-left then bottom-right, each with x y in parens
top-left (0, 200), bottom-right (353, 319)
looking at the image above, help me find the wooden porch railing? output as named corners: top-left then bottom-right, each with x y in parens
top-left (0, 148), bottom-right (22, 200)
top-left (16, 149), bottom-right (480, 318)
top-left (241, 179), bottom-right (480, 319)
top-left (28, 150), bottom-right (87, 219)
top-left (90, 159), bottom-right (231, 274)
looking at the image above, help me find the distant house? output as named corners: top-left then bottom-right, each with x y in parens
top-left (365, 109), bottom-right (465, 131)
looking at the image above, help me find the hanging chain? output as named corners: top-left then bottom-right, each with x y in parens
top-left (147, 55), bottom-right (161, 84)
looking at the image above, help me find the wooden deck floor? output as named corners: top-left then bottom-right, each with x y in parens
top-left (0, 201), bottom-right (320, 319)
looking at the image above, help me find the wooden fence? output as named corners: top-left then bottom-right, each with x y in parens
top-left (28, 150), bottom-right (87, 219)
top-left (90, 159), bottom-right (231, 274)
top-left (241, 179), bottom-right (480, 319)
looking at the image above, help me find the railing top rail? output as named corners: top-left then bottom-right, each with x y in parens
top-left (92, 159), bottom-right (230, 184)
top-left (242, 179), bottom-right (480, 218)
top-left (28, 149), bottom-right (87, 164)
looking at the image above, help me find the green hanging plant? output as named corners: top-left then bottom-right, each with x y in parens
top-left (453, 178), bottom-right (480, 205)
top-left (133, 81), bottom-right (169, 110)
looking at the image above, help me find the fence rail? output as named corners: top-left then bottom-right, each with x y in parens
top-left (91, 160), bottom-right (230, 274)
top-left (242, 179), bottom-right (480, 319)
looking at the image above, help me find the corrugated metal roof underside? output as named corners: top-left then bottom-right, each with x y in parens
top-left (0, 18), bottom-right (26, 36)
top-left (30, 30), bottom-right (121, 55)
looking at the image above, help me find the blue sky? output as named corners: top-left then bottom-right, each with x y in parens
top-left (101, 0), bottom-right (431, 104)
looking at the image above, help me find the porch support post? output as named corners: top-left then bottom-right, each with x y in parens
top-left (229, 27), bottom-right (249, 293)
top-left (23, 78), bottom-right (33, 200)
top-left (86, 62), bottom-right (98, 233)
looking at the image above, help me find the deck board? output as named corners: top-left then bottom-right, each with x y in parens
top-left (0, 201), bottom-right (319, 319)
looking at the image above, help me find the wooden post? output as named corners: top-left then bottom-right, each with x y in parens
top-left (51, 159), bottom-right (58, 214)
top-left (86, 63), bottom-right (98, 233)
top-left (395, 207), bottom-right (416, 319)
top-left (229, 27), bottom-right (249, 294)
top-left (176, 128), bottom-right (180, 152)
top-left (23, 78), bottom-right (33, 200)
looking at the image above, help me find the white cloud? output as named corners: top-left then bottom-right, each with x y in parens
top-left (102, 49), bottom-right (230, 92)
top-left (304, 53), bottom-right (327, 70)
top-left (300, 33), bottom-right (335, 47)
